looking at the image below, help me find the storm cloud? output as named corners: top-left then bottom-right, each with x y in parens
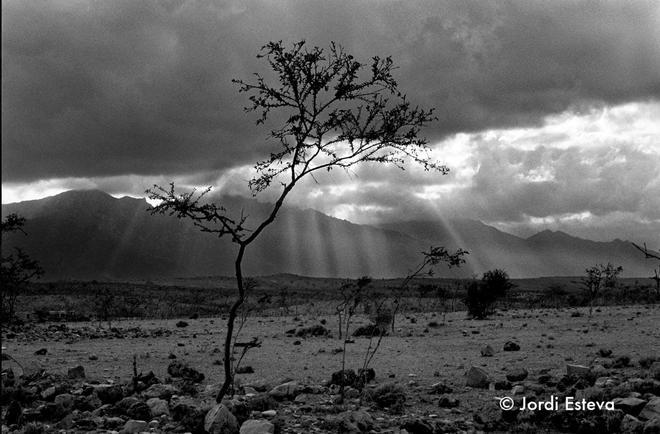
top-left (3, 0), bottom-right (659, 182)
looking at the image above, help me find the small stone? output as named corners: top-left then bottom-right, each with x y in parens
top-left (438, 396), bottom-right (460, 408)
top-left (122, 419), bottom-right (148, 433)
top-left (68, 365), bottom-right (86, 379)
top-left (506, 368), bottom-right (528, 382)
top-left (89, 354), bottom-right (98, 361)
top-left (480, 345), bottom-right (495, 357)
top-left (268, 381), bottom-right (300, 400)
top-left (466, 366), bottom-right (489, 388)
top-left (147, 398), bottom-right (170, 417)
top-left (204, 404), bottom-right (239, 434)
top-left (429, 382), bottom-right (453, 394)
top-left (34, 348), bottom-right (48, 355)
top-left (143, 383), bottom-right (180, 400)
top-left (503, 341), bottom-right (520, 351)
top-left (620, 414), bottom-right (644, 433)
top-left (240, 418), bottom-right (275, 434)
top-left (639, 397), bottom-right (660, 420)
top-left (512, 385), bottom-right (525, 395)
top-left (566, 364), bottom-right (590, 378)
top-left (613, 397), bottom-right (647, 416)
top-left (261, 410), bottom-right (277, 418)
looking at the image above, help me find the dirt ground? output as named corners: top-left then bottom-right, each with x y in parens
top-left (4, 305), bottom-right (659, 423)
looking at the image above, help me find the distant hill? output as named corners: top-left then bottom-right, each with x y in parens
top-left (1, 190), bottom-right (651, 280)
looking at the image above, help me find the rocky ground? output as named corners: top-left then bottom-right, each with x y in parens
top-left (2, 305), bottom-right (659, 433)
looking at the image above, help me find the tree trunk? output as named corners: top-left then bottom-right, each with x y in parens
top-left (216, 245), bottom-right (247, 403)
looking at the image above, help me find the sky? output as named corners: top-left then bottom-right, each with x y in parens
top-left (2, 0), bottom-right (660, 245)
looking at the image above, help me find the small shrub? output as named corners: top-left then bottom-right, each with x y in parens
top-left (365, 383), bottom-right (406, 412)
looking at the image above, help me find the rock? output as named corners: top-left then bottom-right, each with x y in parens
top-left (54, 393), bottom-right (75, 413)
top-left (146, 398), bottom-right (170, 417)
top-left (481, 345), bottom-right (495, 357)
top-left (494, 380), bottom-right (512, 390)
top-left (598, 348), bottom-right (613, 357)
top-left (204, 404), bottom-right (239, 434)
top-left (68, 365), bottom-right (86, 379)
top-left (268, 381), bottom-right (301, 400)
top-left (34, 348), bottom-right (48, 355)
top-left (121, 419), bottom-right (148, 433)
top-left (261, 410), bottom-right (277, 418)
top-left (640, 397), bottom-right (660, 420)
top-left (240, 419), bottom-right (275, 434)
top-left (96, 384), bottom-right (124, 404)
top-left (295, 324), bottom-right (330, 338)
top-left (41, 386), bottom-right (57, 401)
top-left (644, 418), bottom-right (660, 433)
top-left (429, 382), bottom-right (453, 394)
top-left (167, 360), bottom-right (205, 383)
top-left (5, 401), bottom-right (22, 425)
top-left (401, 418), bottom-right (434, 434)
top-left (353, 323), bottom-right (384, 337)
top-left (236, 366), bottom-right (255, 374)
top-left (506, 368), bottom-right (529, 382)
top-left (620, 414), bottom-right (644, 433)
top-left (566, 364), bottom-right (590, 378)
top-left (466, 366), bottom-right (490, 388)
top-left (127, 401), bottom-right (152, 420)
top-left (143, 383), bottom-right (179, 400)
top-left (512, 385), bottom-right (525, 395)
top-left (325, 410), bottom-right (373, 432)
top-left (438, 396), bottom-right (460, 408)
top-left (176, 320), bottom-right (189, 327)
top-left (614, 397), bottom-right (648, 416)
top-left (595, 377), bottom-right (618, 388)
top-left (367, 383), bottom-right (406, 411)
top-left (503, 341), bottom-right (520, 351)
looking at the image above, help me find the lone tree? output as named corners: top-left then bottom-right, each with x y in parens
top-left (148, 41), bottom-right (454, 402)
top-left (1, 214), bottom-right (43, 324)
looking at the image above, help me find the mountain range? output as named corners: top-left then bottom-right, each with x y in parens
top-left (1, 190), bottom-right (651, 280)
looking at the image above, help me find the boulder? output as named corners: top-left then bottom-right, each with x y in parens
top-left (240, 419), bottom-right (275, 434)
top-left (204, 404), bottom-right (239, 434)
top-left (466, 366), bottom-right (490, 388)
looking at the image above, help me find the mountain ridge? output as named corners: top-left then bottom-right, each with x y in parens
top-left (1, 189), bottom-right (650, 279)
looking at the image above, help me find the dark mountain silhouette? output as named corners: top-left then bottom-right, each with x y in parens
top-left (1, 190), bottom-right (649, 280)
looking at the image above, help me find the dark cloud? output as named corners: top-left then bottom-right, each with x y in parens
top-left (3, 0), bottom-right (659, 183)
